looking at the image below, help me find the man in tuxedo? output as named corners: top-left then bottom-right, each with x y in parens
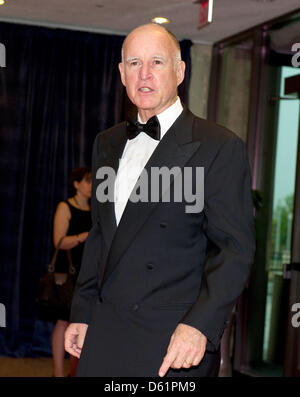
top-left (65, 23), bottom-right (255, 377)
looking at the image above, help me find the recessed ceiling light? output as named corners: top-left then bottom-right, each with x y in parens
top-left (152, 17), bottom-right (171, 25)
top-left (0, 0), bottom-right (6, 5)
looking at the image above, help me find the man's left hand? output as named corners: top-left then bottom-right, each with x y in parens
top-left (158, 323), bottom-right (207, 377)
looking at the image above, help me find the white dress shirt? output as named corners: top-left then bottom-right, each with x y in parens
top-left (114, 97), bottom-right (183, 225)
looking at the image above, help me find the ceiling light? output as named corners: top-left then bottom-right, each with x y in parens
top-left (0, 0), bottom-right (5, 5)
top-left (152, 17), bottom-right (170, 25)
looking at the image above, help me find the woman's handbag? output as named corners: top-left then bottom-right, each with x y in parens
top-left (36, 237), bottom-right (76, 321)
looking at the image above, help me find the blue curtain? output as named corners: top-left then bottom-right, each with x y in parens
top-left (0, 22), bottom-right (192, 357)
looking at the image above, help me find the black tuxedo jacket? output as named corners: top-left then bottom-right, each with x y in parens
top-left (70, 108), bottom-right (255, 376)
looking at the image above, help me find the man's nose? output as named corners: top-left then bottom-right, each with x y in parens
top-left (139, 63), bottom-right (152, 80)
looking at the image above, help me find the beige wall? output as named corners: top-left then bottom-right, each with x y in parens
top-left (217, 46), bottom-right (252, 142)
top-left (188, 43), bottom-right (213, 120)
top-left (188, 42), bottom-right (252, 143)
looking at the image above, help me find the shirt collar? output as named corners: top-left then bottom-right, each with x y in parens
top-left (137, 97), bottom-right (183, 139)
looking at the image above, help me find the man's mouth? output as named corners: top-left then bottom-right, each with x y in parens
top-left (139, 87), bottom-right (153, 93)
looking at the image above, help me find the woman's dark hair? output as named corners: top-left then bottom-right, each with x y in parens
top-left (68, 167), bottom-right (91, 197)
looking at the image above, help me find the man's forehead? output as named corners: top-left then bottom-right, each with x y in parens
top-left (124, 28), bottom-right (172, 50)
top-left (123, 45), bottom-right (173, 62)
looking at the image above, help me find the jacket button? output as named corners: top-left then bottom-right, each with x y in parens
top-left (160, 222), bottom-right (167, 228)
top-left (147, 263), bottom-right (154, 270)
top-left (132, 304), bottom-right (139, 311)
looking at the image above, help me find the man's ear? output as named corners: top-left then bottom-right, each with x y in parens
top-left (176, 60), bottom-right (186, 87)
top-left (119, 62), bottom-right (126, 87)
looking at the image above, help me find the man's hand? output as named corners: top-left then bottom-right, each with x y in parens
top-left (158, 323), bottom-right (207, 377)
top-left (64, 323), bottom-right (88, 359)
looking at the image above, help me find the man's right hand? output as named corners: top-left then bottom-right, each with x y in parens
top-left (65, 323), bottom-right (88, 358)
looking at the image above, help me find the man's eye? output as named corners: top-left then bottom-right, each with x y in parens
top-left (130, 61), bottom-right (139, 66)
top-left (154, 60), bottom-right (162, 65)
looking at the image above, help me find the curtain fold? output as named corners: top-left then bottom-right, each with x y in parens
top-left (0, 22), bottom-right (191, 356)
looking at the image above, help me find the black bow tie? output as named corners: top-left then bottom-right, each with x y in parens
top-left (126, 115), bottom-right (161, 141)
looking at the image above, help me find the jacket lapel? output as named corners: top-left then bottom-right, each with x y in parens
top-left (96, 124), bottom-right (127, 252)
top-left (102, 108), bottom-right (202, 285)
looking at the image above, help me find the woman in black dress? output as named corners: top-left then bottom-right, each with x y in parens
top-left (52, 167), bottom-right (92, 377)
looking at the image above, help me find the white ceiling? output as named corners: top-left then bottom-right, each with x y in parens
top-left (0, 0), bottom-right (299, 44)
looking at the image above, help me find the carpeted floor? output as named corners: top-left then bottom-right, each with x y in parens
top-left (0, 357), bottom-right (70, 377)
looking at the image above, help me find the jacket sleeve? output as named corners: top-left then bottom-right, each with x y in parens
top-left (69, 135), bottom-right (101, 324)
top-left (180, 136), bottom-right (256, 351)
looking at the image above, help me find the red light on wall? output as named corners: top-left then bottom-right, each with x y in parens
top-left (195, 0), bottom-right (213, 30)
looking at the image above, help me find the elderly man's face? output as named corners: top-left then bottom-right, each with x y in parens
top-left (119, 26), bottom-right (185, 122)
